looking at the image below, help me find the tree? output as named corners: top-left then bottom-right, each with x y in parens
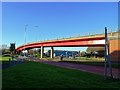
top-left (9, 43), bottom-right (16, 55)
top-left (86, 47), bottom-right (104, 52)
top-left (80, 51), bottom-right (86, 57)
top-left (37, 48), bottom-right (41, 54)
top-left (28, 49), bottom-right (34, 55)
top-left (86, 47), bottom-right (105, 57)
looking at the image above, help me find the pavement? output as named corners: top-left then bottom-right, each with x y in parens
top-left (2, 58), bottom-right (26, 69)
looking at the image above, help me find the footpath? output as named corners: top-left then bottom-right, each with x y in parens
top-left (2, 58), bottom-right (26, 69)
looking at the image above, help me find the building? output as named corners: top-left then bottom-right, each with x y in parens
top-left (109, 39), bottom-right (120, 62)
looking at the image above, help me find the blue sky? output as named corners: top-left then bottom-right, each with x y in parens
top-left (2, 2), bottom-right (118, 51)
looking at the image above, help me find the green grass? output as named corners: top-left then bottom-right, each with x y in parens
top-left (2, 61), bottom-right (120, 89)
top-left (0, 56), bottom-right (17, 61)
top-left (0, 56), bottom-right (12, 61)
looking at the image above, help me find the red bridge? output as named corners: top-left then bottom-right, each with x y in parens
top-left (16, 35), bottom-right (105, 58)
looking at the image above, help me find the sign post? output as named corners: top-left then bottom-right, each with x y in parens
top-left (104, 27), bottom-right (113, 80)
top-left (104, 27), bottom-right (107, 80)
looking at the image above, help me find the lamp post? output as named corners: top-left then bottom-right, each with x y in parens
top-left (24, 24), bottom-right (28, 57)
top-left (104, 27), bottom-right (113, 80)
top-left (34, 26), bottom-right (39, 57)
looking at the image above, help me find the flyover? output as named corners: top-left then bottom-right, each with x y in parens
top-left (16, 34), bottom-right (106, 58)
top-left (16, 31), bottom-right (119, 59)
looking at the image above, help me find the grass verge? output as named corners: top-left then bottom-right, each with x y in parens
top-left (2, 61), bottom-right (120, 89)
top-left (0, 56), bottom-right (12, 61)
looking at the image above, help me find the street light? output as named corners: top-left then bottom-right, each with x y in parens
top-left (24, 24), bottom-right (28, 57)
top-left (34, 26), bottom-right (39, 57)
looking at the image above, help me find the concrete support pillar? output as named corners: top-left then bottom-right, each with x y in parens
top-left (41, 46), bottom-right (44, 58)
top-left (50, 47), bottom-right (54, 58)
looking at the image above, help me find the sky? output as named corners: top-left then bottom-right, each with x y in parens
top-left (2, 2), bottom-right (118, 51)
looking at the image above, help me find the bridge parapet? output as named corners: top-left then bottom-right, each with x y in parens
top-left (25, 31), bottom-right (119, 45)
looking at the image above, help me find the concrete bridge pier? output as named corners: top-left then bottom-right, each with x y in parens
top-left (50, 47), bottom-right (54, 58)
top-left (41, 46), bottom-right (44, 58)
